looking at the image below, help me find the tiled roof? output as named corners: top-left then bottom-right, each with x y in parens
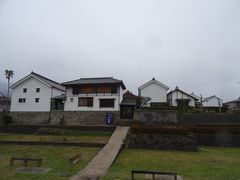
top-left (138, 78), bottom-right (169, 90)
top-left (62, 77), bottom-right (126, 89)
top-left (11, 72), bottom-right (65, 91)
top-left (167, 86), bottom-right (198, 100)
top-left (203, 95), bottom-right (222, 102)
top-left (31, 72), bottom-right (65, 91)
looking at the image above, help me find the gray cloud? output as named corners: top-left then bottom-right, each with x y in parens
top-left (0, 0), bottom-right (240, 101)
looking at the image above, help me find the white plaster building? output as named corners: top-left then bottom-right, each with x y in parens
top-left (62, 77), bottom-right (126, 111)
top-left (138, 78), bottom-right (169, 107)
top-left (168, 87), bottom-right (198, 107)
top-left (202, 95), bottom-right (223, 107)
top-left (10, 72), bottom-right (65, 112)
top-left (224, 97), bottom-right (240, 110)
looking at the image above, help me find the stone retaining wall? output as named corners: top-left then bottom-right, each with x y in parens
top-left (178, 113), bottom-right (240, 125)
top-left (8, 110), bottom-right (178, 126)
top-left (134, 110), bottom-right (177, 124)
top-left (9, 111), bottom-right (121, 125)
top-left (0, 124), bottom-right (115, 134)
top-left (1, 111), bottom-right (240, 126)
top-left (128, 133), bottom-right (197, 151)
top-left (196, 133), bottom-right (240, 147)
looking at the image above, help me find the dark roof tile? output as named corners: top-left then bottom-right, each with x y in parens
top-left (62, 77), bottom-right (126, 89)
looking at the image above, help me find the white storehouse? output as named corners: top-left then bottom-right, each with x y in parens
top-left (138, 78), bottom-right (169, 107)
top-left (202, 95), bottom-right (223, 107)
top-left (62, 77), bottom-right (126, 111)
top-left (10, 72), bottom-right (65, 112)
top-left (168, 87), bottom-right (198, 107)
top-left (224, 97), bottom-right (240, 110)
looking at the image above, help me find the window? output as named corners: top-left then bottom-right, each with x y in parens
top-left (35, 98), bottom-right (39, 103)
top-left (70, 98), bottom-right (74, 102)
top-left (78, 97), bottom-right (93, 107)
top-left (18, 98), bottom-right (26, 103)
top-left (36, 88), bottom-right (40, 93)
top-left (99, 99), bottom-right (115, 108)
top-left (23, 88), bottom-right (27, 93)
top-left (73, 87), bottom-right (79, 94)
top-left (112, 86), bottom-right (118, 93)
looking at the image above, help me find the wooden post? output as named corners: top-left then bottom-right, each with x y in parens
top-left (153, 173), bottom-right (155, 180)
top-left (24, 160), bottom-right (27, 167)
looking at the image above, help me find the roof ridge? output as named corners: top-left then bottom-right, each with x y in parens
top-left (31, 72), bottom-right (61, 85)
top-left (80, 77), bottom-right (116, 80)
top-left (139, 78), bottom-right (169, 90)
top-left (168, 87), bottom-right (198, 100)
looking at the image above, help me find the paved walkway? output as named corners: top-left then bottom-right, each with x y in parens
top-left (70, 126), bottom-right (130, 180)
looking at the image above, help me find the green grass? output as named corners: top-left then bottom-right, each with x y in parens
top-left (0, 133), bottom-right (109, 144)
top-left (0, 144), bottom-right (100, 180)
top-left (103, 147), bottom-right (240, 180)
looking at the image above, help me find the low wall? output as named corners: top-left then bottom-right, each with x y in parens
top-left (0, 112), bottom-right (4, 125)
top-left (134, 110), bottom-right (177, 124)
top-left (128, 134), bottom-right (197, 151)
top-left (3, 111), bottom-right (240, 126)
top-left (178, 113), bottom-right (240, 125)
top-left (9, 111), bottom-right (120, 125)
top-left (0, 124), bottom-right (115, 134)
top-left (197, 133), bottom-right (240, 147)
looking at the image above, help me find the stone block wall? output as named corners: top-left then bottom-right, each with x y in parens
top-left (178, 113), bottom-right (240, 125)
top-left (128, 133), bottom-right (198, 151)
top-left (9, 111), bottom-right (120, 125)
top-left (4, 111), bottom-right (240, 126)
top-left (134, 110), bottom-right (177, 124)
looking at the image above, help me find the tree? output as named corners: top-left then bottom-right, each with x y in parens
top-left (140, 96), bottom-right (151, 107)
top-left (217, 97), bottom-right (222, 113)
top-left (5, 70), bottom-right (14, 98)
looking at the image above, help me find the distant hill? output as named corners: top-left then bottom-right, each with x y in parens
top-left (0, 82), bottom-right (12, 97)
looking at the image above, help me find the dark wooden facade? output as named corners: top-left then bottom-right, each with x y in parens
top-left (72, 85), bottom-right (118, 94)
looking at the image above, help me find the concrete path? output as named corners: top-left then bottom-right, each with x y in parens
top-left (70, 126), bottom-right (130, 180)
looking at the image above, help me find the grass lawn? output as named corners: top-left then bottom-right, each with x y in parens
top-left (0, 144), bottom-right (100, 180)
top-left (0, 133), bottom-right (109, 144)
top-left (103, 147), bottom-right (240, 180)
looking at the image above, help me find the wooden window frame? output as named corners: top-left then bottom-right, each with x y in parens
top-left (78, 97), bottom-right (93, 107)
top-left (99, 99), bottom-right (115, 108)
top-left (73, 87), bottom-right (79, 95)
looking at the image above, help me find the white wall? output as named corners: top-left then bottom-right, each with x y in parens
top-left (10, 77), bottom-right (65, 112)
top-left (203, 97), bottom-right (223, 107)
top-left (52, 88), bottom-right (65, 97)
top-left (168, 91), bottom-right (195, 107)
top-left (139, 82), bottom-right (168, 107)
top-left (64, 86), bottom-right (123, 111)
top-left (225, 102), bottom-right (236, 109)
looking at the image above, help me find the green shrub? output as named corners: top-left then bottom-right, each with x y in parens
top-left (150, 102), bottom-right (170, 108)
top-left (190, 109), bottom-right (202, 113)
top-left (1, 115), bottom-right (12, 125)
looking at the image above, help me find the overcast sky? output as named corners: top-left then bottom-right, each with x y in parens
top-left (0, 0), bottom-right (240, 101)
